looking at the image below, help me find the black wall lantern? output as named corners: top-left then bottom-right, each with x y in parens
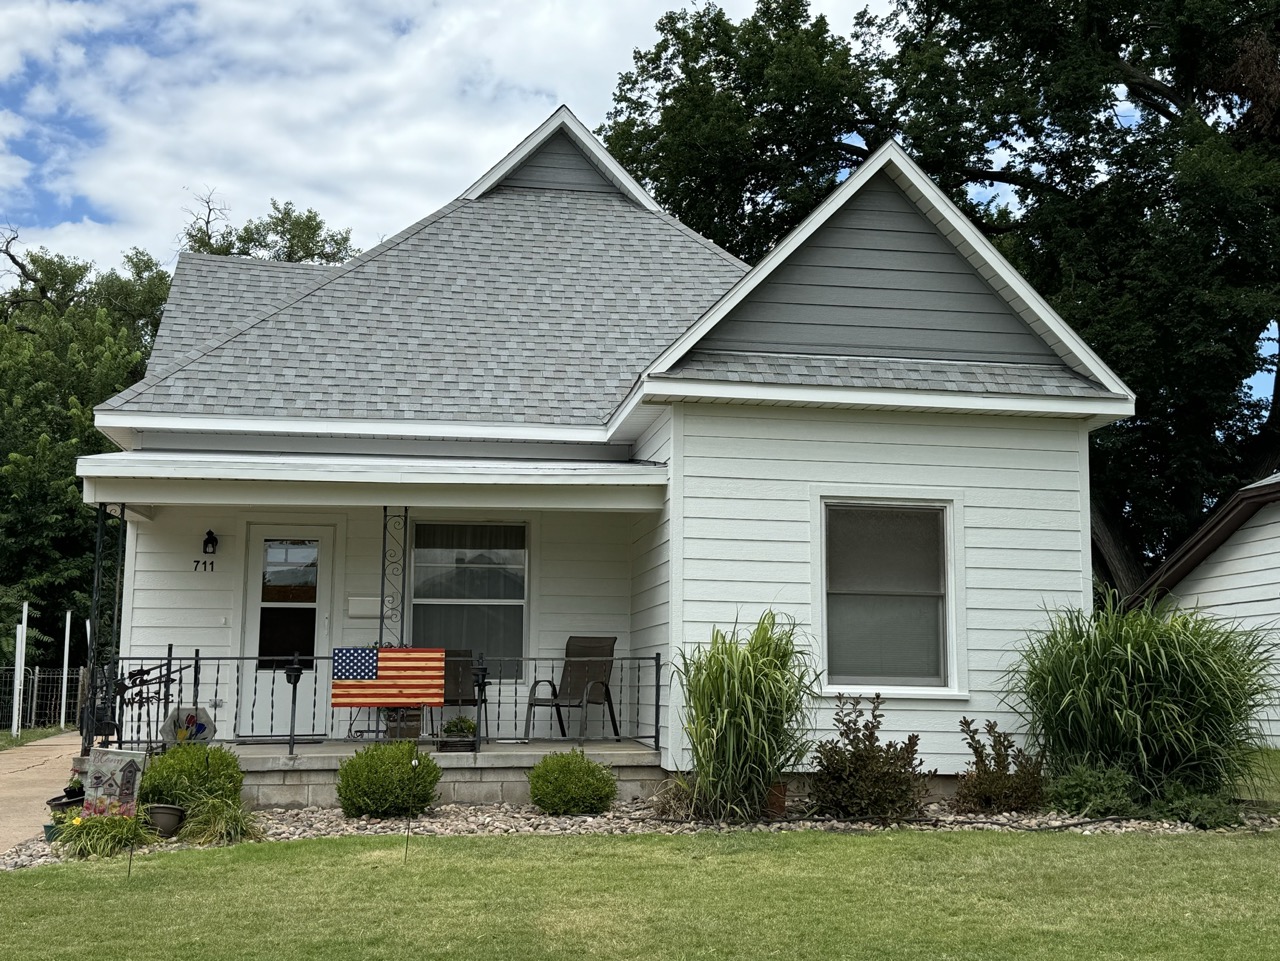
top-left (202, 530), bottom-right (218, 555)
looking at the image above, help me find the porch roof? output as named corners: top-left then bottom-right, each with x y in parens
top-left (77, 450), bottom-right (668, 511)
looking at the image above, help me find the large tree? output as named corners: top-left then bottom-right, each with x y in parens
top-left (602, 0), bottom-right (1280, 590)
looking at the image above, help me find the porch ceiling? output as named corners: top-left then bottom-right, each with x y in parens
top-left (77, 450), bottom-right (668, 511)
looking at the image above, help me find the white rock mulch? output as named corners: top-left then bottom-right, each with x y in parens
top-left (5, 800), bottom-right (1277, 872)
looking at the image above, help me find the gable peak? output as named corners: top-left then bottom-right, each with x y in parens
top-left (461, 105), bottom-right (660, 210)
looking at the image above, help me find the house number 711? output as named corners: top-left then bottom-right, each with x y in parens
top-left (193, 560), bottom-right (215, 571)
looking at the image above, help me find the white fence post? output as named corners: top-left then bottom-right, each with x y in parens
top-left (9, 601), bottom-right (26, 737)
top-left (60, 612), bottom-right (71, 729)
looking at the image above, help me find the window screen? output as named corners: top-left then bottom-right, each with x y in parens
top-left (826, 505), bottom-right (945, 686)
top-left (411, 524), bottom-right (526, 669)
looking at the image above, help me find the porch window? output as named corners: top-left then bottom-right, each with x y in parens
top-left (825, 504), bottom-right (946, 687)
top-left (411, 523), bottom-right (526, 669)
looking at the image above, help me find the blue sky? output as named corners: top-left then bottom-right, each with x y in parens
top-left (0, 0), bottom-right (1272, 403)
top-left (0, 1), bottom-right (879, 274)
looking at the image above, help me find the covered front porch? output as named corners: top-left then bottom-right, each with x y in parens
top-left (76, 448), bottom-right (675, 777)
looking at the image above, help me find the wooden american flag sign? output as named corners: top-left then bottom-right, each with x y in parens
top-left (331, 647), bottom-right (445, 708)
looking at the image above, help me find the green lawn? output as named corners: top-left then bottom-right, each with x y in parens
top-left (2, 831), bottom-right (1278, 960)
top-left (0, 725), bottom-right (70, 752)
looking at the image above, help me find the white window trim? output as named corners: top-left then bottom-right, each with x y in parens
top-left (809, 484), bottom-right (969, 700)
top-left (409, 518), bottom-right (533, 660)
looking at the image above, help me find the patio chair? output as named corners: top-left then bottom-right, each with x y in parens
top-left (523, 636), bottom-right (620, 743)
top-left (428, 649), bottom-right (490, 741)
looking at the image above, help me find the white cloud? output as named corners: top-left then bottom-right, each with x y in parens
top-left (1, 0), bottom-right (887, 273)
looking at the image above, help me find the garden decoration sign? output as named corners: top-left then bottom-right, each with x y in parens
top-left (83, 747), bottom-right (147, 817)
top-left (161, 706), bottom-right (217, 746)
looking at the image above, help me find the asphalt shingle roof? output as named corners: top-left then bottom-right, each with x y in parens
top-left (108, 188), bottom-right (747, 426)
top-left (148, 255), bottom-right (330, 371)
top-left (654, 350), bottom-right (1118, 398)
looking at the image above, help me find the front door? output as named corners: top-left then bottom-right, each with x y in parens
top-left (238, 526), bottom-right (333, 739)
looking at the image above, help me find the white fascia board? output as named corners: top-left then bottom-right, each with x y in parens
top-left (76, 452), bottom-right (668, 487)
top-left (461, 105), bottom-right (661, 212)
top-left (645, 140), bottom-right (1135, 403)
top-left (94, 410), bottom-right (611, 445)
top-left (639, 378), bottom-right (1135, 420)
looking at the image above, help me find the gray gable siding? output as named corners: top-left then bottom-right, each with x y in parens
top-left (501, 131), bottom-right (616, 194)
top-left (699, 173), bottom-right (1061, 365)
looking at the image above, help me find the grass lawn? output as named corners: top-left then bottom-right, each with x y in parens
top-left (0, 725), bottom-right (71, 752)
top-left (2, 830), bottom-right (1278, 960)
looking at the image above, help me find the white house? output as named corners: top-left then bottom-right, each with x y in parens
top-left (1139, 473), bottom-right (1280, 742)
top-left (77, 106), bottom-right (1134, 782)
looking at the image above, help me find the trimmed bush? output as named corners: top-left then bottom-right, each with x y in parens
top-left (953, 717), bottom-right (1044, 814)
top-left (677, 610), bottom-right (820, 821)
top-left (336, 740), bottom-right (441, 818)
top-left (140, 743), bottom-right (244, 806)
top-left (57, 815), bottom-right (159, 858)
top-left (527, 749), bottom-right (617, 815)
top-left (1008, 593), bottom-right (1278, 797)
top-left (809, 694), bottom-right (934, 821)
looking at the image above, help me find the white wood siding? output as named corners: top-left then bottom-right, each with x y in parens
top-left (674, 404), bottom-right (1091, 772)
top-left (1170, 503), bottom-right (1280, 741)
top-left (630, 410), bottom-right (673, 759)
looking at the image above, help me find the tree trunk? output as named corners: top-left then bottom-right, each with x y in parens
top-left (1090, 501), bottom-right (1146, 597)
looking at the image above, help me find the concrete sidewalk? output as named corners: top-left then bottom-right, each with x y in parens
top-left (0, 732), bottom-right (82, 852)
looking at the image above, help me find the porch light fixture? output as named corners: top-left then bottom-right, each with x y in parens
top-left (202, 530), bottom-right (218, 555)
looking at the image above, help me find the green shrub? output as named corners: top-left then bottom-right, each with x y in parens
top-left (57, 815), bottom-right (159, 858)
top-left (527, 749), bottom-right (618, 815)
top-left (177, 796), bottom-right (264, 845)
top-left (336, 740), bottom-right (441, 818)
top-left (677, 610), bottom-right (820, 820)
top-left (809, 694), bottom-right (935, 821)
top-left (441, 715), bottom-right (476, 738)
top-left (953, 717), bottom-right (1044, 814)
top-left (1146, 784), bottom-right (1242, 830)
top-left (1008, 593), bottom-right (1277, 797)
top-left (140, 743), bottom-right (245, 806)
top-left (1047, 763), bottom-right (1142, 818)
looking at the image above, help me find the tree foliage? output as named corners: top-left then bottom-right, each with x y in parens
top-left (602, 0), bottom-right (1280, 588)
top-left (0, 236), bottom-right (159, 660)
top-left (181, 191), bottom-right (359, 264)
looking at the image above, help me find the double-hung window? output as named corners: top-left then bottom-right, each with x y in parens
top-left (825, 503), bottom-right (947, 687)
top-left (411, 523), bottom-right (527, 668)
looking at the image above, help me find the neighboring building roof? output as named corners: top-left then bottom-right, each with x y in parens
top-left (1137, 473), bottom-right (1280, 599)
top-left (655, 350), bottom-right (1123, 399)
top-left (148, 254), bottom-right (329, 370)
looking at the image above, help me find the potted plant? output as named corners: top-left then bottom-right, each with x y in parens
top-left (63, 776), bottom-right (85, 801)
top-left (438, 714), bottom-right (477, 752)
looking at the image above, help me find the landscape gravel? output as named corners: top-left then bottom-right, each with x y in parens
top-left (4, 799), bottom-right (1278, 872)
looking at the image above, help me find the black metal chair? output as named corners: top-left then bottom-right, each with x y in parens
top-left (523, 636), bottom-right (620, 743)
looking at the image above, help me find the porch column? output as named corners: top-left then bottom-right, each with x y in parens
top-left (378, 506), bottom-right (410, 648)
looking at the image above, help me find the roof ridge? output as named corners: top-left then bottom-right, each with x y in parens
top-left (102, 198), bottom-right (474, 411)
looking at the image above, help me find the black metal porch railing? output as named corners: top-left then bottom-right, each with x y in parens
top-left (98, 647), bottom-right (661, 752)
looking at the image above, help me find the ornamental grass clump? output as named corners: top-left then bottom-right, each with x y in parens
top-left (1008, 593), bottom-right (1278, 799)
top-left (677, 611), bottom-right (820, 821)
top-left (57, 815), bottom-right (159, 859)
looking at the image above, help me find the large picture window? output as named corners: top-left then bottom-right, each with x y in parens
top-left (411, 523), bottom-right (527, 666)
top-left (825, 504), bottom-right (946, 687)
